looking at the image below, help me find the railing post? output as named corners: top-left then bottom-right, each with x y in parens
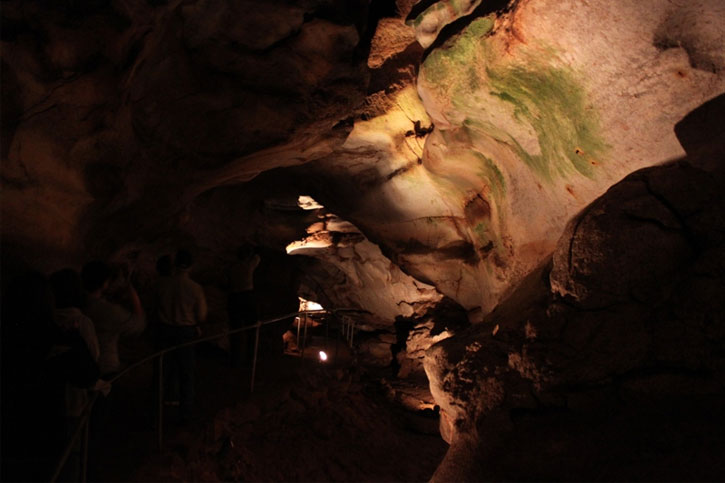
top-left (81, 416), bottom-right (90, 483)
top-left (301, 312), bottom-right (309, 359)
top-left (335, 314), bottom-right (340, 360)
top-left (295, 316), bottom-right (301, 355)
top-left (157, 354), bottom-right (164, 450)
top-left (250, 321), bottom-right (261, 393)
top-left (324, 315), bottom-right (329, 353)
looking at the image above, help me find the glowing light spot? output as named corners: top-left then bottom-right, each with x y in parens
top-left (319, 351), bottom-right (328, 361)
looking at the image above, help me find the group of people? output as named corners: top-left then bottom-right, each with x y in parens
top-left (1, 247), bottom-right (238, 481)
top-left (2, 258), bottom-right (146, 481)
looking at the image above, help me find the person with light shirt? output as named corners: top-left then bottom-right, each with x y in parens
top-left (82, 261), bottom-right (145, 379)
top-left (156, 249), bottom-right (207, 422)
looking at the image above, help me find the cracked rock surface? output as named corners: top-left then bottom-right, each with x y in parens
top-left (425, 159), bottom-right (725, 481)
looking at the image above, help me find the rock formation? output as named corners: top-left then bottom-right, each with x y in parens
top-left (2, 0), bottom-right (725, 479)
top-left (3, 0), bottom-right (724, 321)
top-left (425, 157), bottom-right (725, 481)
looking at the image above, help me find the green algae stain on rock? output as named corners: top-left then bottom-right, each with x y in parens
top-left (422, 16), bottom-right (495, 85)
top-left (472, 152), bottom-right (505, 201)
top-left (420, 12), bottom-right (608, 183)
top-left (486, 61), bottom-right (608, 180)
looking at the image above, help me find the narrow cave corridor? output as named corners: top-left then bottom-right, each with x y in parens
top-left (2, 0), bottom-right (725, 481)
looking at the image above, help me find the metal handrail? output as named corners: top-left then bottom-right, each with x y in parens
top-left (50, 308), bottom-right (339, 482)
top-left (109, 310), bottom-right (324, 385)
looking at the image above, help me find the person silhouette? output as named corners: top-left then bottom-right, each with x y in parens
top-left (227, 244), bottom-right (260, 367)
top-left (156, 249), bottom-right (207, 422)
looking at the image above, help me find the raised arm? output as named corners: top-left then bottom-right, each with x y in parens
top-left (126, 283), bottom-right (146, 334)
top-left (196, 285), bottom-right (208, 325)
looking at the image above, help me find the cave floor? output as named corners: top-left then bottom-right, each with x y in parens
top-left (90, 338), bottom-right (447, 482)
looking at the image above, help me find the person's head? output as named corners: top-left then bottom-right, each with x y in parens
top-left (156, 254), bottom-right (173, 276)
top-left (237, 244), bottom-right (254, 261)
top-left (2, 271), bottom-right (54, 331)
top-left (174, 249), bottom-right (193, 270)
top-left (49, 268), bottom-right (85, 309)
top-left (2, 271), bottom-right (55, 355)
top-left (81, 260), bottom-right (112, 294)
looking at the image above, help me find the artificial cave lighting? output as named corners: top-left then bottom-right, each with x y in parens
top-left (319, 351), bottom-right (328, 362)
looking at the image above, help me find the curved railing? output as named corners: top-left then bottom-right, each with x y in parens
top-left (50, 308), bottom-right (363, 482)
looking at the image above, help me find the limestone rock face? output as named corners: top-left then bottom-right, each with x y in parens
top-left (288, 209), bottom-right (444, 327)
top-left (395, 316), bottom-right (456, 379)
top-left (2, 0), bottom-right (724, 332)
top-left (424, 160), bottom-right (725, 480)
top-left (403, 0), bottom-right (725, 317)
top-left (1, 0), bottom-right (368, 272)
top-left (296, 0), bottom-right (725, 323)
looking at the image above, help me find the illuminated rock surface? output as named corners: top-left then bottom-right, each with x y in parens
top-left (3, 0), bottom-right (723, 320)
top-left (409, 0), bottom-right (725, 316)
top-left (426, 157), bottom-right (725, 480)
top-left (287, 209), bottom-right (443, 327)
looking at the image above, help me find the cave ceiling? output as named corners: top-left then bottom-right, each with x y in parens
top-left (2, 0), bottom-right (724, 325)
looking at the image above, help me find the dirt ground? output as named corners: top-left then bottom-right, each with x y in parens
top-left (91, 338), bottom-right (447, 482)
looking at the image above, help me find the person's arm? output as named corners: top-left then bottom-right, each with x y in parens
top-left (125, 284), bottom-right (146, 334)
top-left (195, 286), bottom-right (208, 337)
top-left (78, 317), bottom-right (100, 362)
top-left (196, 287), bottom-right (208, 324)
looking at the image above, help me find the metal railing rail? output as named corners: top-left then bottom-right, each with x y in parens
top-left (50, 308), bottom-right (342, 482)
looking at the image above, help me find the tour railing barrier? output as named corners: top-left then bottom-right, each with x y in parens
top-left (50, 308), bottom-right (366, 482)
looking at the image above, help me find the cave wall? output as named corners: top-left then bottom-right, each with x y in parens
top-left (317, 0), bottom-right (725, 320)
top-left (1, 0), bottom-right (369, 275)
top-left (2, 0), bottom-right (724, 328)
top-left (425, 155), bottom-right (725, 481)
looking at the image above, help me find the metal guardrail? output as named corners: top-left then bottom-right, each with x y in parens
top-left (49, 308), bottom-right (353, 482)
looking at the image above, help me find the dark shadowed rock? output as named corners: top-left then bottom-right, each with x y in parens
top-left (426, 159), bottom-right (725, 481)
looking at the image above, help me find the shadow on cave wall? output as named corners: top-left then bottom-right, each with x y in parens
top-left (674, 92), bottom-right (725, 171)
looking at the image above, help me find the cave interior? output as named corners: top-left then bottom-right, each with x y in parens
top-left (2, 0), bottom-right (725, 481)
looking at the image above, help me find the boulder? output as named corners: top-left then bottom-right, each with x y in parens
top-left (425, 159), bottom-right (725, 480)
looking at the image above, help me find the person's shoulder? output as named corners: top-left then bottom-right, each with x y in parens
top-left (155, 276), bottom-right (175, 290)
top-left (76, 310), bottom-right (94, 327)
top-left (185, 277), bottom-right (206, 299)
top-left (83, 298), bottom-right (103, 319)
top-left (86, 297), bottom-right (129, 325)
top-left (190, 278), bottom-right (205, 292)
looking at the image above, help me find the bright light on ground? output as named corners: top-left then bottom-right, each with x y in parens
top-left (319, 351), bottom-right (328, 361)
